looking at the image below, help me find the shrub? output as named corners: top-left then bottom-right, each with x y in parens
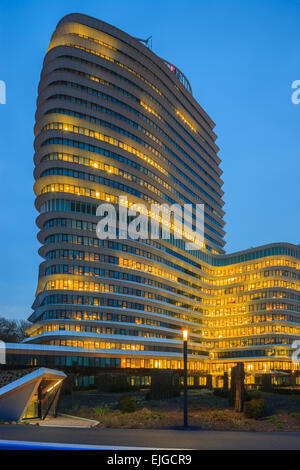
top-left (149, 372), bottom-right (180, 399)
top-left (98, 373), bottom-right (133, 392)
top-left (213, 388), bottom-right (228, 398)
top-left (95, 405), bottom-right (108, 419)
top-left (119, 395), bottom-right (136, 413)
top-left (245, 390), bottom-right (262, 400)
top-left (274, 388), bottom-right (300, 395)
top-left (244, 398), bottom-right (265, 419)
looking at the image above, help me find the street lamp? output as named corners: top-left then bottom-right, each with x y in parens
top-left (182, 329), bottom-right (188, 428)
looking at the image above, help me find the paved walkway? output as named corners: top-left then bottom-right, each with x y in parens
top-left (22, 414), bottom-right (98, 428)
top-left (1, 425), bottom-right (300, 449)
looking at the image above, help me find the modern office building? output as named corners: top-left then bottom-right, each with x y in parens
top-left (4, 13), bottom-right (300, 388)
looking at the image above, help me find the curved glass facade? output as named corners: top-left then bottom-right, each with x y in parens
top-left (22, 14), bottom-right (300, 384)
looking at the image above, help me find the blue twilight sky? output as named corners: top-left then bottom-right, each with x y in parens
top-left (0, 0), bottom-right (299, 320)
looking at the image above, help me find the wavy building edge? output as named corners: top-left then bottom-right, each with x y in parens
top-left (4, 13), bottom-right (300, 390)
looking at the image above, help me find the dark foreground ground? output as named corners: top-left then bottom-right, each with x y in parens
top-left (58, 389), bottom-right (300, 431)
top-left (1, 425), bottom-right (300, 449)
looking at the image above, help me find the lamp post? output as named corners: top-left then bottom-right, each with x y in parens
top-left (182, 329), bottom-right (188, 428)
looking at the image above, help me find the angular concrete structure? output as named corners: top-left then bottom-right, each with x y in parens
top-left (0, 368), bottom-right (66, 421)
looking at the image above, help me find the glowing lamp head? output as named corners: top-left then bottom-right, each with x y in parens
top-left (182, 329), bottom-right (188, 341)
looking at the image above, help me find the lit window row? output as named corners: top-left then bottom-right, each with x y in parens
top-left (42, 121), bottom-right (167, 174)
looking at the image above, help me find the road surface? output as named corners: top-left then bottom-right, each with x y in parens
top-left (0, 425), bottom-right (300, 449)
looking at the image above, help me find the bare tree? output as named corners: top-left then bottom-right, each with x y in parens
top-left (0, 317), bottom-right (30, 343)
